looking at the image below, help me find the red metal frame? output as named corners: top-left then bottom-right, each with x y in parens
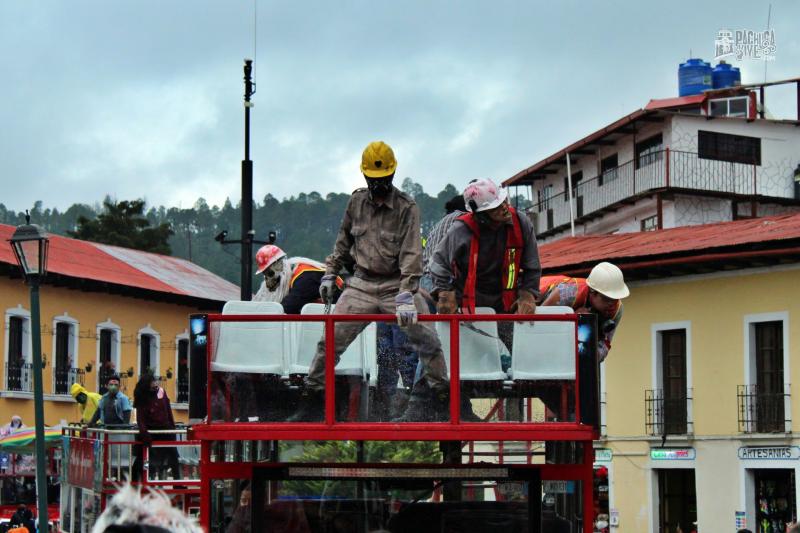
top-left (195, 311), bottom-right (598, 533)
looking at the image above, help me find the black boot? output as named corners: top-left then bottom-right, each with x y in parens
top-left (286, 389), bottom-right (325, 422)
top-left (460, 396), bottom-right (482, 422)
top-left (393, 382), bottom-right (450, 422)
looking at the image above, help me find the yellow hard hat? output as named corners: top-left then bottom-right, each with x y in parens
top-left (361, 141), bottom-right (397, 178)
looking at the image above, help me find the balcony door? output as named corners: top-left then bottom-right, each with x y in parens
top-left (661, 329), bottom-right (687, 435)
top-left (755, 321), bottom-right (784, 433)
top-left (7, 316), bottom-right (25, 391)
top-left (54, 322), bottom-right (72, 395)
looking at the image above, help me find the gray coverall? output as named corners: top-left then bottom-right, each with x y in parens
top-left (306, 187), bottom-right (448, 391)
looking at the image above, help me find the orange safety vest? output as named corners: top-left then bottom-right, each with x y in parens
top-left (457, 207), bottom-right (524, 314)
top-left (540, 275), bottom-right (622, 321)
top-left (289, 263), bottom-right (345, 293)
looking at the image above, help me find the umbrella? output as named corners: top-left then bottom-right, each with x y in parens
top-left (0, 426), bottom-right (62, 454)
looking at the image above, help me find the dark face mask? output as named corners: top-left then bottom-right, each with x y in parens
top-left (366, 175), bottom-right (393, 201)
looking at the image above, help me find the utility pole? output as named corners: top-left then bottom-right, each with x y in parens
top-left (241, 58), bottom-right (255, 300)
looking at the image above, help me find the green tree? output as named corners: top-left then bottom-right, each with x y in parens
top-left (68, 199), bottom-right (174, 254)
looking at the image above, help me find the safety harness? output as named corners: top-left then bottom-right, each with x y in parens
top-left (457, 206), bottom-right (524, 314)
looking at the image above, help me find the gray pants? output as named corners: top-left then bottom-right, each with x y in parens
top-left (306, 275), bottom-right (448, 390)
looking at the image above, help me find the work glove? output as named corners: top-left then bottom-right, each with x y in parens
top-left (437, 290), bottom-right (457, 315)
top-left (512, 290), bottom-right (537, 315)
top-left (395, 291), bottom-right (418, 327)
top-left (319, 274), bottom-right (337, 303)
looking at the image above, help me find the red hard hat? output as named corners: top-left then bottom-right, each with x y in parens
top-left (255, 245), bottom-right (286, 274)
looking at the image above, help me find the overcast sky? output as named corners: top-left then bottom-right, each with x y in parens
top-left (1, 1), bottom-right (798, 213)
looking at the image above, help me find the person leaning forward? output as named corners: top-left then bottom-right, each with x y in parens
top-left (288, 140), bottom-right (450, 422)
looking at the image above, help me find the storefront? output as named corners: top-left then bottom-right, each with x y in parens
top-left (739, 446), bottom-right (800, 533)
top-left (649, 447), bottom-right (697, 533)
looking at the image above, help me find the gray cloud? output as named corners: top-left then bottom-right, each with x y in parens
top-left (1, 0), bottom-right (798, 212)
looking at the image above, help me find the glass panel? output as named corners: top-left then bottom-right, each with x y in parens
top-left (540, 479), bottom-right (585, 532)
top-left (15, 240), bottom-right (41, 275)
top-left (251, 469), bottom-right (537, 533)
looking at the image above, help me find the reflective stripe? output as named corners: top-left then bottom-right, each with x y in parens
top-left (506, 249), bottom-right (517, 290)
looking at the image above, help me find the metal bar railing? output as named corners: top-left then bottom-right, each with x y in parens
top-left (527, 149), bottom-right (778, 235)
top-left (54, 366), bottom-right (85, 395)
top-left (5, 361), bottom-right (33, 392)
top-left (645, 388), bottom-right (691, 436)
top-left (203, 313), bottom-right (599, 435)
top-left (737, 384), bottom-right (791, 433)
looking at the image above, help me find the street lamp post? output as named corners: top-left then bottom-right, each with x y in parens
top-left (9, 213), bottom-right (50, 533)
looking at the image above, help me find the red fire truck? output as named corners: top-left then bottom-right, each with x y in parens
top-left (187, 303), bottom-right (603, 533)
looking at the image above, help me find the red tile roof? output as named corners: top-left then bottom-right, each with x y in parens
top-left (644, 94), bottom-right (706, 110)
top-left (539, 213), bottom-right (800, 275)
top-left (0, 224), bottom-right (239, 303)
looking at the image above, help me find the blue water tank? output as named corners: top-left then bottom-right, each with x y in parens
top-left (712, 61), bottom-right (741, 89)
top-left (678, 58), bottom-right (713, 96)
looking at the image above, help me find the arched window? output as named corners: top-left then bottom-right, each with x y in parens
top-left (96, 319), bottom-right (121, 393)
top-left (138, 325), bottom-right (160, 377)
top-left (52, 313), bottom-right (80, 395)
top-left (5, 306), bottom-right (31, 392)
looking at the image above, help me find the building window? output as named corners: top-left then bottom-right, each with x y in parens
top-left (97, 324), bottom-right (121, 393)
top-left (6, 315), bottom-right (31, 392)
top-left (641, 215), bottom-right (659, 232)
top-left (53, 321), bottom-right (78, 395)
top-left (562, 171), bottom-right (583, 201)
top-left (649, 323), bottom-right (692, 436)
top-left (709, 96), bottom-right (749, 118)
top-left (698, 130), bottom-right (761, 166)
top-left (599, 154), bottom-right (618, 186)
top-left (177, 338), bottom-right (189, 403)
top-left (138, 328), bottom-right (160, 378)
top-left (755, 321), bottom-right (785, 433)
top-left (635, 134), bottom-right (663, 169)
top-left (538, 184), bottom-right (554, 212)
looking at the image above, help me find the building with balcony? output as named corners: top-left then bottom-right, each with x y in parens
top-left (536, 213), bottom-right (800, 532)
top-left (0, 224), bottom-right (238, 427)
top-left (505, 78), bottom-right (800, 242)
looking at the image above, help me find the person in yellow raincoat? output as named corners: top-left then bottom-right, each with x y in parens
top-left (70, 383), bottom-right (102, 424)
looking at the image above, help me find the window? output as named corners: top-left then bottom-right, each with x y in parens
top-left (641, 215), bottom-right (659, 232)
top-left (562, 171), bottom-right (583, 202)
top-left (138, 327), bottom-right (160, 377)
top-left (635, 134), bottom-right (663, 169)
top-left (6, 317), bottom-right (28, 391)
top-left (599, 154), bottom-right (618, 186)
top-left (661, 330), bottom-right (688, 435)
top-left (755, 321), bottom-right (784, 433)
top-left (177, 338), bottom-right (189, 403)
top-left (709, 96), bottom-right (749, 117)
top-left (54, 321), bottom-right (77, 395)
top-left (698, 130), bottom-right (761, 165)
top-left (97, 323), bottom-right (121, 393)
top-left (539, 184), bottom-right (554, 212)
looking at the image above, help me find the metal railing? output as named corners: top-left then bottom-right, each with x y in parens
top-left (62, 425), bottom-right (201, 485)
top-left (54, 366), bottom-right (85, 395)
top-left (738, 384), bottom-right (791, 433)
top-left (645, 388), bottom-right (692, 436)
top-left (5, 360), bottom-right (33, 392)
top-left (177, 376), bottom-right (189, 403)
top-left (529, 149), bottom-right (766, 236)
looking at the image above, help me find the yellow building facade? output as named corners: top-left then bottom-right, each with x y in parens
top-left (0, 224), bottom-right (238, 429)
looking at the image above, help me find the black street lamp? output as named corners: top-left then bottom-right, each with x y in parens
top-left (9, 212), bottom-right (50, 533)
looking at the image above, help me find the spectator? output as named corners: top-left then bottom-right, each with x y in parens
top-left (9, 503), bottom-right (34, 533)
top-left (132, 374), bottom-right (180, 481)
top-left (71, 383), bottom-right (102, 424)
top-left (89, 377), bottom-right (132, 427)
top-left (1, 416), bottom-right (24, 436)
top-left (91, 482), bottom-right (203, 533)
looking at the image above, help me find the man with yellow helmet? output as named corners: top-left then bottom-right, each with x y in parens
top-left (289, 141), bottom-right (450, 422)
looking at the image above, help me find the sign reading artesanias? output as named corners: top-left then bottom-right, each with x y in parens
top-left (738, 446), bottom-right (800, 460)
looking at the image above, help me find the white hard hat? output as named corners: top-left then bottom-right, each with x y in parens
top-left (463, 178), bottom-right (508, 213)
top-left (586, 262), bottom-right (629, 300)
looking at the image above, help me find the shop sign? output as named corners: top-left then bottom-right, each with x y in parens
top-left (67, 437), bottom-right (97, 490)
top-left (543, 480), bottom-right (575, 494)
top-left (650, 448), bottom-right (695, 460)
top-left (594, 448), bottom-right (613, 463)
top-left (738, 446), bottom-right (800, 460)
top-left (735, 511), bottom-right (747, 529)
